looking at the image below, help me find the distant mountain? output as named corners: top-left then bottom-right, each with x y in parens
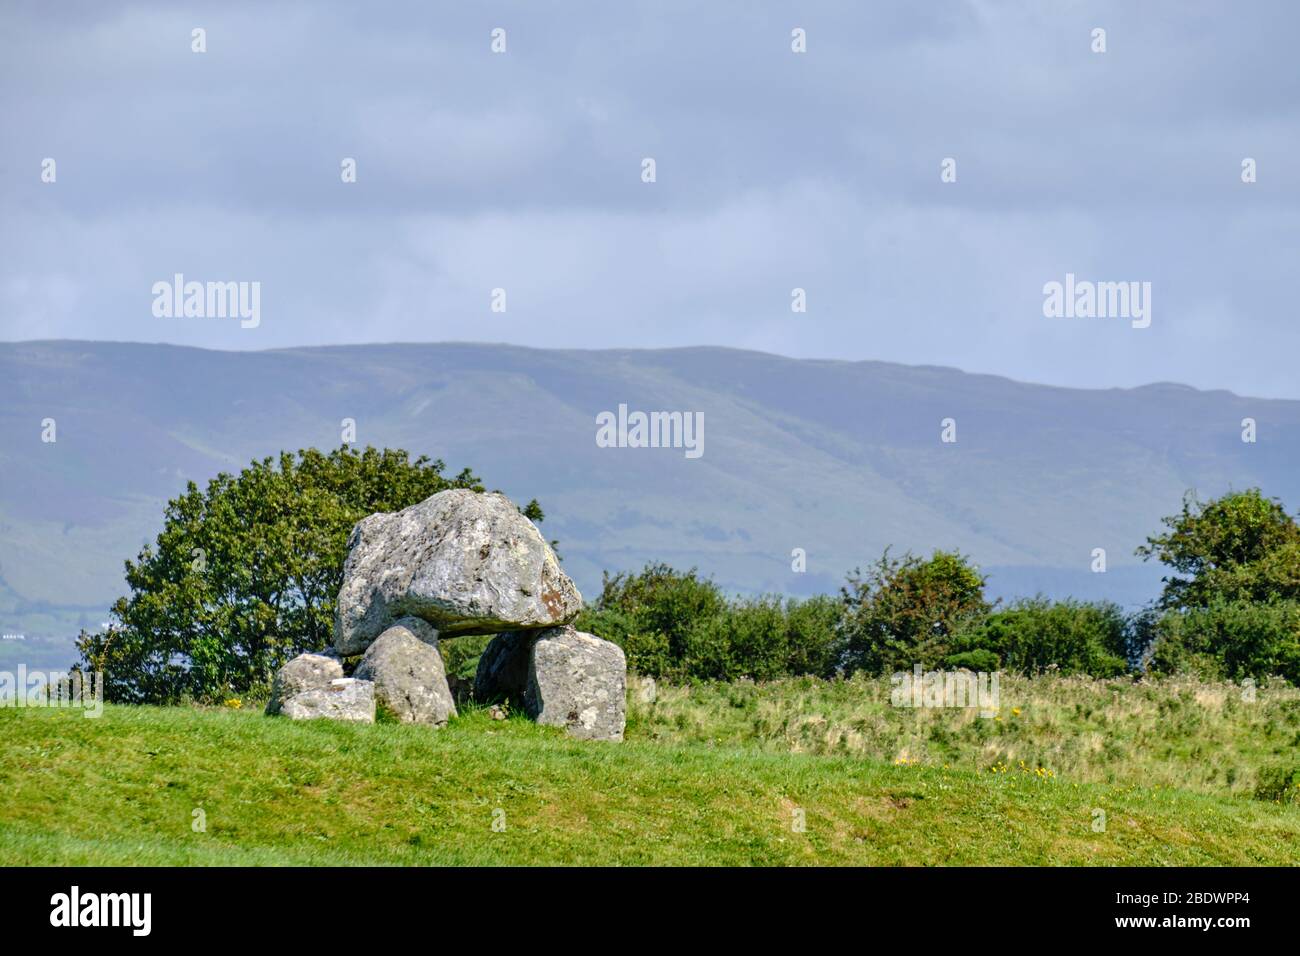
top-left (3, 340), bottom-right (1298, 670)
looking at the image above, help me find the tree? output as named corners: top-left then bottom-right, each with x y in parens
top-left (77, 446), bottom-right (542, 704)
top-left (1137, 489), bottom-right (1299, 610)
top-left (1138, 489), bottom-right (1300, 684)
top-left (839, 549), bottom-right (991, 674)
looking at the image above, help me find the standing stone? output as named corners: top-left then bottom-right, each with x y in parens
top-left (524, 626), bottom-right (627, 742)
top-left (353, 617), bottom-right (456, 726)
top-left (266, 653), bottom-right (343, 715)
top-left (334, 489), bottom-right (582, 655)
top-left (473, 631), bottom-right (533, 703)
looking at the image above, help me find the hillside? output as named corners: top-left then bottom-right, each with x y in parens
top-left (3, 340), bottom-right (1299, 669)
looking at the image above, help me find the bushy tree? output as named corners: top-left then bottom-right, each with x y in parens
top-left (1137, 488), bottom-right (1299, 609)
top-left (679, 595), bottom-right (842, 682)
top-left (682, 596), bottom-right (788, 682)
top-left (839, 550), bottom-right (991, 674)
top-left (1136, 489), bottom-right (1300, 684)
top-left (77, 446), bottom-right (541, 704)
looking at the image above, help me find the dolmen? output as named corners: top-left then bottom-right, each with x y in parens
top-left (267, 489), bottom-right (626, 741)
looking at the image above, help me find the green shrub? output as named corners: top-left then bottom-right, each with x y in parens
top-left (943, 649), bottom-right (1001, 672)
top-left (573, 605), bottom-right (674, 678)
top-left (782, 594), bottom-right (843, 678)
top-left (951, 598), bottom-right (1131, 677)
top-left (440, 634), bottom-right (495, 684)
top-left (575, 564), bottom-right (728, 678)
top-left (1146, 600), bottom-right (1300, 684)
top-left (1254, 764), bottom-right (1300, 804)
top-left (683, 596), bottom-right (784, 681)
top-left (575, 565), bottom-right (842, 681)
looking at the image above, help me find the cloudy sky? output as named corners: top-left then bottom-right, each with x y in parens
top-left (3, 1), bottom-right (1297, 397)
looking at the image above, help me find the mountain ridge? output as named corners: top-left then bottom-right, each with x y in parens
top-left (3, 339), bottom-right (1296, 670)
top-left (9, 338), bottom-right (1279, 402)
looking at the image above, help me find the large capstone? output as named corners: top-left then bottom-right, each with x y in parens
top-left (334, 489), bottom-right (582, 655)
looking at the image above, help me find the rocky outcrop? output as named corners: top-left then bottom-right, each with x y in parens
top-left (353, 618), bottom-right (456, 726)
top-left (334, 489), bottom-right (582, 655)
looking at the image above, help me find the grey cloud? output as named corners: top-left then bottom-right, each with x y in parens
top-left (2, 0), bottom-right (1297, 398)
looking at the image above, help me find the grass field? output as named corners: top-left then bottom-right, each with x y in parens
top-left (2, 674), bottom-right (1298, 865)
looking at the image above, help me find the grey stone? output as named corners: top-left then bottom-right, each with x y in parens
top-left (334, 489), bottom-right (582, 655)
top-left (524, 626), bottom-right (626, 742)
top-left (277, 677), bottom-right (375, 723)
top-left (353, 617), bottom-right (456, 726)
top-left (265, 653), bottom-right (343, 715)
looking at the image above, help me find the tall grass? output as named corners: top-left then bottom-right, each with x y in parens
top-left (626, 673), bottom-right (1300, 801)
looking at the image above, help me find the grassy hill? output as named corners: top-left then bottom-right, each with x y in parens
top-left (4, 340), bottom-right (1300, 669)
top-left (2, 674), bottom-right (1297, 866)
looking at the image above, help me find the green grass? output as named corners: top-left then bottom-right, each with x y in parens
top-left (2, 690), bottom-right (1298, 865)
